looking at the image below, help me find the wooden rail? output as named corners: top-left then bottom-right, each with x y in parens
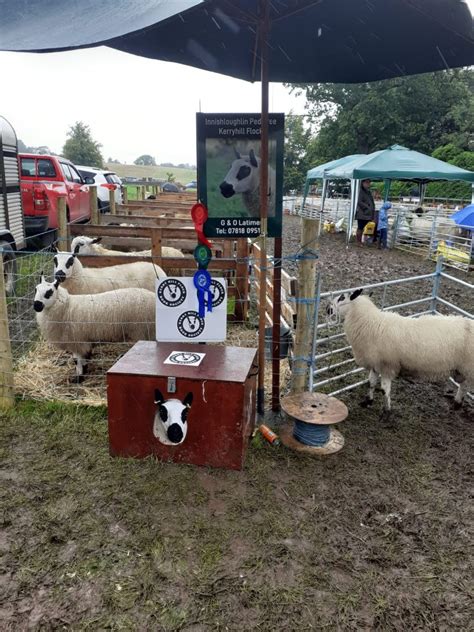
top-left (252, 242), bottom-right (297, 330)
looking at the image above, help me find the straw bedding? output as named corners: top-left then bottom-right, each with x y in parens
top-left (14, 326), bottom-right (291, 406)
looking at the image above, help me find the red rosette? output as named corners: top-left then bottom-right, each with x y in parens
top-left (191, 202), bottom-right (212, 248)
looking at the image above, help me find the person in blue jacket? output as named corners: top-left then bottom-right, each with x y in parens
top-left (377, 201), bottom-right (391, 249)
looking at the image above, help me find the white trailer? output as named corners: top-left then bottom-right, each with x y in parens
top-left (0, 115), bottom-right (26, 293)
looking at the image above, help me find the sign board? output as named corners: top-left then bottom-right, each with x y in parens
top-left (164, 351), bottom-right (206, 367)
top-left (196, 112), bottom-right (284, 238)
top-left (156, 277), bottom-right (227, 343)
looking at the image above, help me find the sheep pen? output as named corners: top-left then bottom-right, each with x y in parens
top-left (6, 244), bottom-right (290, 406)
top-left (5, 215), bottom-right (472, 412)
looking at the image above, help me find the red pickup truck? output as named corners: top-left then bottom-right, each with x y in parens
top-left (19, 153), bottom-right (92, 243)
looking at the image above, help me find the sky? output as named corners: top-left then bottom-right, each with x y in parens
top-left (0, 47), bottom-right (306, 166)
top-left (1, 0), bottom-right (473, 167)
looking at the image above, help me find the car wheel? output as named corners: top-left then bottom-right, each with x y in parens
top-left (0, 241), bottom-right (17, 296)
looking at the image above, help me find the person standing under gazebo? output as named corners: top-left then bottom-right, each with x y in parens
top-left (355, 179), bottom-right (375, 244)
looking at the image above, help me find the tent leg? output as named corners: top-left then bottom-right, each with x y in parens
top-left (257, 0), bottom-right (270, 415)
top-left (272, 236), bottom-right (282, 411)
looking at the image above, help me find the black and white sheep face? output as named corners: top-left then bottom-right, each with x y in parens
top-left (34, 275), bottom-right (59, 312)
top-left (327, 289), bottom-right (363, 322)
top-left (53, 251), bottom-right (77, 283)
top-left (70, 236), bottom-right (101, 256)
top-left (153, 389), bottom-right (193, 446)
top-left (219, 149), bottom-right (260, 198)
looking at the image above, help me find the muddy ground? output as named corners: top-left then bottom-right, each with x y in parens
top-left (1, 215), bottom-right (473, 630)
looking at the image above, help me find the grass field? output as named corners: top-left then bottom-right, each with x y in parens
top-left (106, 163), bottom-right (196, 186)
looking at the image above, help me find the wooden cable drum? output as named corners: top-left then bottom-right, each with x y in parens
top-left (280, 392), bottom-right (348, 456)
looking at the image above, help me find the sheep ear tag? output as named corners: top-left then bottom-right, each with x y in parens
top-left (193, 269), bottom-right (212, 318)
top-left (191, 203), bottom-right (212, 249)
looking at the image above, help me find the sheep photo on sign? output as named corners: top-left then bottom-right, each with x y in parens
top-left (196, 113), bottom-right (284, 239)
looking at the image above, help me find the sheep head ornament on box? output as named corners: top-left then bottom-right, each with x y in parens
top-left (153, 389), bottom-right (193, 446)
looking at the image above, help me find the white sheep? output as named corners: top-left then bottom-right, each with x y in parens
top-left (219, 148), bottom-right (275, 218)
top-left (410, 215), bottom-right (460, 242)
top-left (34, 275), bottom-right (156, 381)
top-left (53, 244), bottom-right (166, 294)
top-left (327, 289), bottom-right (474, 418)
top-left (70, 236), bottom-right (185, 276)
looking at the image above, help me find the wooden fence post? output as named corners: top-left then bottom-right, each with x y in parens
top-left (0, 255), bottom-right (14, 408)
top-left (122, 186), bottom-right (128, 204)
top-left (109, 188), bottom-right (116, 215)
top-left (151, 227), bottom-right (163, 271)
top-left (235, 238), bottom-right (249, 321)
top-left (57, 196), bottom-right (69, 251)
top-left (291, 217), bottom-right (319, 393)
top-left (89, 185), bottom-right (99, 225)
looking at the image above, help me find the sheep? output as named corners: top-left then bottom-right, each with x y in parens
top-left (52, 243), bottom-right (166, 294)
top-left (153, 389), bottom-right (193, 445)
top-left (327, 289), bottom-right (474, 419)
top-left (34, 275), bottom-right (156, 381)
top-left (410, 215), bottom-right (460, 242)
top-left (70, 236), bottom-right (185, 276)
top-left (219, 148), bottom-right (275, 218)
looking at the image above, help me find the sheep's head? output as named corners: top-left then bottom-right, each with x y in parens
top-left (70, 236), bottom-right (102, 256)
top-left (326, 288), bottom-right (363, 322)
top-left (153, 389), bottom-right (193, 446)
top-left (53, 246), bottom-right (80, 283)
top-left (219, 149), bottom-right (259, 198)
top-left (34, 274), bottom-right (60, 312)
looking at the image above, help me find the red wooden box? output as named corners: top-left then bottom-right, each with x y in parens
top-left (107, 341), bottom-right (257, 470)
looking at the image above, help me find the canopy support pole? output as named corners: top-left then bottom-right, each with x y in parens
top-left (321, 178), bottom-right (328, 212)
top-left (257, 0), bottom-right (270, 415)
top-left (301, 179), bottom-right (310, 213)
top-left (420, 182), bottom-right (427, 206)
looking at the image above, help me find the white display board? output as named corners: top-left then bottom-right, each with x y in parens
top-left (156, 277), bottom-right (227, 343)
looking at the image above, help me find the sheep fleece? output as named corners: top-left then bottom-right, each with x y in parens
top-left (36, 286), bottom-right (155, 356)
top-left (344, 296), bottom-right (474, 382)
top-left (61, 257), bottom-right (165, 294)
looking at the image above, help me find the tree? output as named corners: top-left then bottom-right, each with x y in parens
top-left (134, 154), bottom-right (156, 166)
top-left (283, 114), bottom-right (313, 193)
top-left (62, 122), bottom-right (103, 167)
top-left (166, 172), bottom-right (176, 182)
top-left (18, 139), bottom-right (54, 154)
top-left (290, 69), bottom-right (474, 165)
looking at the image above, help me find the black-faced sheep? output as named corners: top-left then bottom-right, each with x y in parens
top-left (327, 289), bottom-right (473, 419)
top-left (53, 244), bottom-right (166, 294)
top-left (34, 275), bottom-right (156, 381)
top-left (219, 148), bottom-right (275, 218)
